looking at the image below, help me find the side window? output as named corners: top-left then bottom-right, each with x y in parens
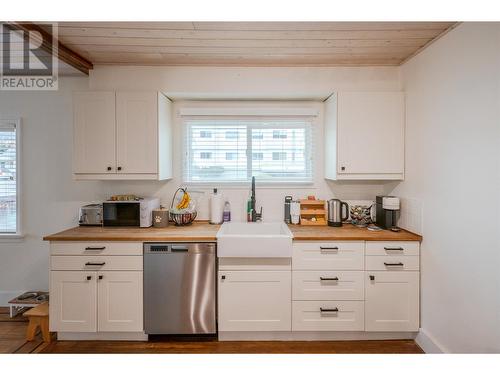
top-left (0, 119), bottom-right (20, 235)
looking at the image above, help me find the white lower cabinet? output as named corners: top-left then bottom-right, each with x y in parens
top-left (288, 240), bottom-right (420, 335)
top-left (218, 271), bottom-right (291, 331)
top-left (365, 271), bottom-right (419, 332)
top-left (49, 242), bottom-right (144, 334)
top-left (97, 271), bottom-right (143, 332)
top-left (50, 270), bottom-right (143, 333)
top-left (50, 271), bottom-right (97, 332)
top-left (292, 301), bottom-right (364, 331)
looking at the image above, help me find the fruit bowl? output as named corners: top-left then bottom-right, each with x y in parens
top-left (170, 210), bottom-right (197, 226)
top-left (170, 188), bottom-right (197, 226)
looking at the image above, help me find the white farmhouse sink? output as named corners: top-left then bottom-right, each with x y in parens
top-left (216, 222), bottom-right (293, 258)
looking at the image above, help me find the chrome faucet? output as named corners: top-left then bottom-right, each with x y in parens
top-left (250, 176), bottom-right (263, 222)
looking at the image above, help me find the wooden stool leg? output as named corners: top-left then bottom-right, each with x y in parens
top-left (40, 317), bottom-right (51, 343)
top-left (26, 318), bottom-right (39, 341)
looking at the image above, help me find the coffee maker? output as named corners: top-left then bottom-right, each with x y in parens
top-left (375, 196), bottom-right (400, 230)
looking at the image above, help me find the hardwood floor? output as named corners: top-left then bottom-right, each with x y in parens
top-left (0, 308), bottom-right (423, 354)
top-left (40, 338), bottom-right (423, 354)
top-left (0, 307), bottom-right (48, 353)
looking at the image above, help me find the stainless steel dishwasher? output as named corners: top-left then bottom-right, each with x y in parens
top-left (144, 242), bottom-right (216, 334)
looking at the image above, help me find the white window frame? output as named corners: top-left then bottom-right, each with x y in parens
top-left (181, 110), bottom-right (317, 187)
top-left (0, 118), bottom-right (22, 240)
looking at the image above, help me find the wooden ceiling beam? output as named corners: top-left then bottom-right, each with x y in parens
top-left (4, 22), bottom-right (93, 75)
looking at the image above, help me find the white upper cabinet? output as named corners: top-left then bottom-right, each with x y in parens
top-left (325, 92), bottom-right (405, 180)
top-left (116, 92), bottom-right (158, 175)
top-left (73, 91), bottom-right (173, 180)
top-left (73, 92), bottom-right (116, 174)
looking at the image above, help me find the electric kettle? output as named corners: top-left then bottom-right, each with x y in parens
top-left (327, 199), bottom-right (349, 227)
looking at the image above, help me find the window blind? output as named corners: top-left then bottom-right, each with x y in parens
top-left (183, 118), bottom-right (313, 184)
top-left (0, 121), bottom-right (17, 233)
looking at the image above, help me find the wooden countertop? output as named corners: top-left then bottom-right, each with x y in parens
top-left (44, 222), bottom-right (421, 242)
top-left (43, 222), bottom-right (221, 242)
top-left (289, 224), bottom-right (422, 242)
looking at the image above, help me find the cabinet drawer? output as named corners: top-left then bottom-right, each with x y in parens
top-left (50, 242), bottom-right (143, 256)
top-left (292, 271), bottom-right (364, 301)
top-left (365, 256), bottom-right (419, 271)
top-left (366, 241), bottom-right (419, 256)
top-left (51, 256), bottom-right (143, 271)
top-left (292, 242), bottom-right (364, 270)
top-left (292, 301), bottom-right (364, 331)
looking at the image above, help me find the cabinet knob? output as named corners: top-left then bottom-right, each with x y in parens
top-left (341, 166), bottom-right (346, 171)
top-left (221, 275), bottom-right (226, 280)
top-left (107, 166), bottom-right (112, 171)
top-left (86, 275), bottom-right (92, 281)
top-left (98, 275), bottom-right (103, 280)
top-left (117, 166), bottom-right (122, 171)
top-left (369, 275), bottom-right (375, 281)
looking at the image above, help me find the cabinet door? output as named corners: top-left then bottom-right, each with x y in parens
top-left (73, 91), bottom-right (116, 174)
top-left (97, 271), bottom-right (143, 332)
top-left (218, 271), bottom-right (291, 331)
top-left (365, 271), bottom-right (419, 332)
top-left (116, 92), bottom-right (158, 174)
top-left (337, 92), bottom-right (404, 176)
top-left (49, 271), bottom-right (97, 332)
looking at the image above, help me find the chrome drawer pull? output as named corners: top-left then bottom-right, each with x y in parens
top-left (384, 247), bottom-right (404, 251)
top-left (384, 262), bottom-right (404, 267)
top-left (85, 246), bottom-right (106, 251)
top-left (320, 307), bottom-right (339, 313)
top-left (320, 277), bottom-right (339, 281)
top-left (85, 262), bottom-right (106, 266)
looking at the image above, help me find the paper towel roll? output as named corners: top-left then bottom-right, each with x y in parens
top-left (209, 189), bottom-right (223, 224)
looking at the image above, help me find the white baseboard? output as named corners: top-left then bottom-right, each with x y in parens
top-left (416, 328), bottom-right (448, 353)
top-left (57, 332), bottom-right (148, 341)
top-left (219, 331), bottom-right (417, 341)
top-left (0, 291), bottom-right (23, 306)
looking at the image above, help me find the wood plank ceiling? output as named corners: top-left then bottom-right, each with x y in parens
top-left (56, 22), bottom-right (457, 67)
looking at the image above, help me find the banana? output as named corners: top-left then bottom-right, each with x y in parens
top-left (176, 190), bottom-right (191, 210)
top-left (182, 192), bottom-right (191, 209)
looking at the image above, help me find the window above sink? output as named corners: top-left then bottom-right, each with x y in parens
top-left (180, 105), bottom-right (318, 185)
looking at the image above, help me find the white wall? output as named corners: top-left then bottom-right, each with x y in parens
top-left (101, 99), bottom-right (392, 223)
top-left (0, 66), bottom-right (400, 304)
top-left (392, 23), bottom-right (500, 353)
top-left (0, 66), bottom-right (400, 305)
top-left (93, 66), bottom-right (402, 221)
top-left (89, 66), bottom-right (401, 99)
top-left (0, 77), bottom-right (109, 304)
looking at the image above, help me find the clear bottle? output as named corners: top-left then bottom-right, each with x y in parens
top-left (223, 201), bottom-right (231, 222)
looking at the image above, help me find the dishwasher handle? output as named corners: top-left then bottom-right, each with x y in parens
top-left (171, 245), bottom-right (189, 252)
